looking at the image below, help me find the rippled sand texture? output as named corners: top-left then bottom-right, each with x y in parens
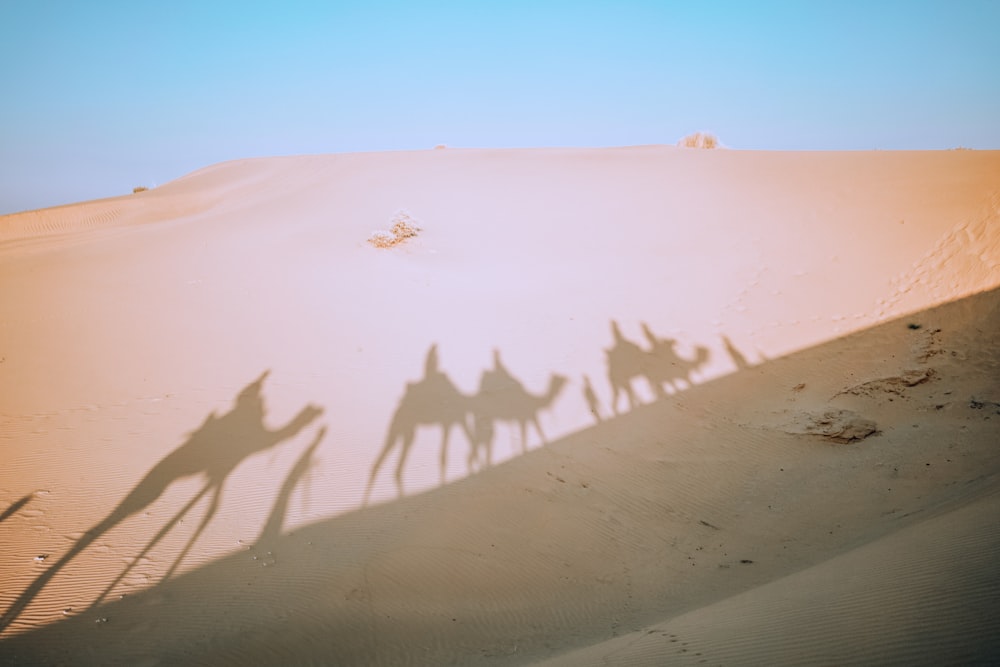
top-left (1, 147), bottom-right (998, 665)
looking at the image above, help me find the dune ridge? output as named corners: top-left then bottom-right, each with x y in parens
top-left (0, 192), bottom-right (217, 249)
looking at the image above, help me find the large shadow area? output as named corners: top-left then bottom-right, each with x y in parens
top-left (0, 371), bottom-right (324, 633)
top-left (2, 291), bottom-right (999, 665)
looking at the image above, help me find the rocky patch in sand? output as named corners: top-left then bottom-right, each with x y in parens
top-left (835, 368), bottom-right (935, 399)
top-left (784, 409), bottom-right (879, 443)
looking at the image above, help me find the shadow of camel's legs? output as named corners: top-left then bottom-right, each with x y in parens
top-left (462, 418), bottom-right (476, 472)
top-left (258, 427), bottom-right (325, 545)
top-left (1, 510), bottom-right (121, 630)
top-left (393, 430), bottom-right (415, 498)
top-left (611, 380), bottom-right (639, 414)
top-left (483, 424), bottom-right (495, 467)
top-left (162, 483), bottom-right (223, 581)
top-left (532, 416), bottom-right (547, 445)
top-left (364, 427), bottom-right (401, 506)
top-left (440, 419), bottom-right (476, 482)
top-left (439, 424), bottom-right (453, 485)
top-left (468, 415), bottom-right (494, 472)
top-left (89, 481), bottom-right (212, 610)
top-left (0, 494), bottom-right (32, 524)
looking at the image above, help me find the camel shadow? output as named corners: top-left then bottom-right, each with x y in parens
top-left (0, 371), bottom-right (323, 632)
top-left (364, 345), bottom-right (473, 504)
top-left (640, 322), bottom-right (711, 395)
top-left (605, 320), bottom-right (711, 414)
top-left (606, 320), bottom-right (658, 413)
top-left (468, 350), bottom-right (567, 470)
top-left (364, 346), bottom-right (568, 503)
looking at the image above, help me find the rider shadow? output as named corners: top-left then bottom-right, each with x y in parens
top-left (364, 345), bottom-right (473, 504)
top-left (723, 335), bottom-right (755, 370)
top-left (582, 374), bottom-right (603, 424)
top-left (0, 371), bottom-right (324, 632)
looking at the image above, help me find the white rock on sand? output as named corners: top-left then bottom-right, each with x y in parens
top-left (0, 146), bottom-right (998, 665)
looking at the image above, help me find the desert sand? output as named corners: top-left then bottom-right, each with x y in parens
top-left (1, 146), bottom-right (998, 665)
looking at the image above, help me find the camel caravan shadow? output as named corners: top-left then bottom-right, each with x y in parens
top-left (365, 321), bottom-right (727, 502)
top-left (0, 371), bottom-right (326, 634)
top-left (364, 345), bottom-right (567, 503)
top-left (604, 320), bottom-right (711, 415)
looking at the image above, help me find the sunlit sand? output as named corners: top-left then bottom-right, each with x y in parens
top-left (1, 146), bottom-right (998, 664)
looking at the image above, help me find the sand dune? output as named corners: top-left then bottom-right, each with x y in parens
top-left (1, 147), bottom-right (998, 664)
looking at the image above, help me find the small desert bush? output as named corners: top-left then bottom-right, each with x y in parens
top-left (132, 186), bottom-right (149, 194)
top-left (368, 231), bottom-right (397, 248)
top-left (678, 132), bottom-right (720, 149)
top-left (368, 210), bottom-right (422, 248)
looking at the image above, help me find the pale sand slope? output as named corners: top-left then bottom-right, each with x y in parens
top-left (0, 147), bottom-right (998, 664)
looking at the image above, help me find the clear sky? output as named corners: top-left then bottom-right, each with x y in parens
top-left (1, 1), bottom-right (998, 214)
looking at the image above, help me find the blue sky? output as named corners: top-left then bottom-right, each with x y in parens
top-left (1, 1), bottom-right (998, 214)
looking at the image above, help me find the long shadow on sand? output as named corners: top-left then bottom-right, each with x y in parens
top-left (0, 371), bottom-right (323, 633)
top-left (367, 324), bottom-right (714, 504)
top-left (605, 320), bottom-right (711, 414)
top-left (4, 290), bottom-right (999, 665)
top-left (364, 345), bottom-right (474, 503)
top-left (468, 349), bottom-right (567, 469)
top-left (0, 494), bottom-right (33, 525)
top-left (364, 346), bottom-right (568, 503)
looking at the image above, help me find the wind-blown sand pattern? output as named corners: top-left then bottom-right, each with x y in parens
top-left (1, 147), bottom-right (998, 665)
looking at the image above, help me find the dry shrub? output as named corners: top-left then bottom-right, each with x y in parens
top-left (678, 132), bottom-right (720, 149)
top-left (390, 215), bottom-right (419, 239)
top-left (368, 210), bottom-right (422, 248)
top-left (368, 232), bottom-right (398, 248)
top-left (132, 186), bottom-right (149, 193)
